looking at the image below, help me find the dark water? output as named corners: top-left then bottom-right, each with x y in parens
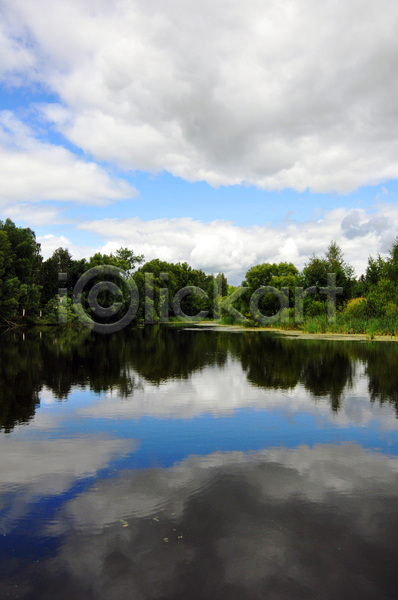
top-left (1, 326), bottom-right (398, 599)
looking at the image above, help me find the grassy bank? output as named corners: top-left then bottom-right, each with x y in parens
top-left (219, 313), bottom-right (398, 339)
top-left (298, 315), bottom-right (397, 338)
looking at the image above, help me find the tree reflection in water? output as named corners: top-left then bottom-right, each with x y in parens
top-left (1, 325), bottom-right (398, 431)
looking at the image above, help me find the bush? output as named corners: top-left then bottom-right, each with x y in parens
top-left (343, 297), bottom-right (369, 318)
top-left (367, 278), bottom-right (398, 317)
top-left (304, 298), bottom-right (326, 317)
top-left (385, 301), bottom-right (398, 317)
top-left (220, 314), bottom-right (237, 325)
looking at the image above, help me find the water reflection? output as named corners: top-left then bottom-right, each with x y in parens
top-left (1, 326), bottom-right (398, 431)
top-left (2, 444), bottom-right (398, 599)
top-left (2, 326), bottom-right (398, 599)
top-left (237, 334), bottom-right (356, 412)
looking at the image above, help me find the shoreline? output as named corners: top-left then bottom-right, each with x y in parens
top-left (2, 320), bottom-right (397, 342)
top-left (186, 321), bottom-right (398, 342)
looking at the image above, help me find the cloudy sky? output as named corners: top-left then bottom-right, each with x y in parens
top-left (1, 0), bottom-right (398, 282)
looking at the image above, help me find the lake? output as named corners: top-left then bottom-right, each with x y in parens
top-left (1, 325), bottom-right (398, 599)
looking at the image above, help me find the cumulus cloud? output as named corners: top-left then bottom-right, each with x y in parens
top-left (3, 203), bottom-right (68, 226)
top-left (5, 444), bottom-right (398, 599)
top-left (2, 0), bottom-right (398, 275)
top-left (0, 15), bottom-right (35, 81)
top-left (77, 202), bottom-right (398, 282)
top-left (37, 233), bottom-right (97, 260)
top-left (0, 111), bottom-right (137, 215)
top-left (2, 0), bottom-right (398, 192)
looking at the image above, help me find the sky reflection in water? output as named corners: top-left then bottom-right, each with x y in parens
top-left (1, 327), bottom-right (398, 599)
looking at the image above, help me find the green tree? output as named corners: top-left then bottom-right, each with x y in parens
top-left (240, 262), bottom-right (299, 318)
top-left (40, 248), bottom-right (88, 305)
top-left (301, 241), bottom-right (354, 310)
top-left (365, 238), bottom-right (398, 316)
top-left (0, 219), bottom-right (42, 320)
top-left (385, 237), bottom-right (398, 285)
top-left (366, 254), bottom-right (386, 288)
top-left (114, 247), bottom-right (144, 276)
top-left (136, 259), bottom-right (218, 322)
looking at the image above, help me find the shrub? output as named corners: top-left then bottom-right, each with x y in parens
top-left (304, 298), bottom-right (326, 317)
top-left (343, 297), bottom-right (368, 318)
top-left (385, 301), bottom-right (398, 317)
top-left (220, 314), bottom-right (236, 325)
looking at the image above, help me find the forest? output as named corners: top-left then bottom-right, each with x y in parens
top-left (1, 217), bottom-right (398, 335)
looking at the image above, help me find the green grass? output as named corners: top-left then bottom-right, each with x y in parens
top-left (219, 313), bottom-right (398, 337)
top-left (296, 315), bottom-right (398, 336)
top-left (219, 314), bottom-right (239, 326)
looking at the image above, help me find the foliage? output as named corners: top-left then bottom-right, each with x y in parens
top-left (0, 219), bottom-right (42, 320)
top-left (343, 297), bottom-right (368, 319)
top-left (240, 262), bottom-right (299, 318)
top-left (1, 220), bottom-right (398, 333)
top-left (301, 241), bottom-right (355, 307)
top-left (304, 298), bottom-right (327, 317)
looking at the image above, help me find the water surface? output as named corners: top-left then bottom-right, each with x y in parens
top-left (1, 326), bottom-right (398, 599)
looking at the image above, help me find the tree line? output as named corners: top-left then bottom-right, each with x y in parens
top-left (0, 217), bottom-right (397, 327)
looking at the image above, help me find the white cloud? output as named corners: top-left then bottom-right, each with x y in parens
top-left (0, 111), bottom-right (137, 215)
top-left (1, 1), bottom-right (398, 275)
top-left (2, 203), bottom-right (67, 226)
top-left (77, 202), bottom-right (398, 283)
top-left (3, 0), bottom-right (398, 192)
top-left (37, 233), bottom-right (97, 260)
top-left (0, 16), bottom-right (35, 81)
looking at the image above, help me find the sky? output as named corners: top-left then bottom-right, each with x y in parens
top-left (1, 0), bottom-right (398, 284)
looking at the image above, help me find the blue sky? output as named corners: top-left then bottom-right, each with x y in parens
top-left (1, 0), bottom-right (398, 283)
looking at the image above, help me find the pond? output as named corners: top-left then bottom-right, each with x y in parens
top-left (1, 325), bottom-right (398, 599)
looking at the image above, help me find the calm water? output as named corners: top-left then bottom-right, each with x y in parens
top-left (1, 326), bottom-right (398, 599)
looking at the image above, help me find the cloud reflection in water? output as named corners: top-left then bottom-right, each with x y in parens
top-left (2, 444), bottom-right (398, 600)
